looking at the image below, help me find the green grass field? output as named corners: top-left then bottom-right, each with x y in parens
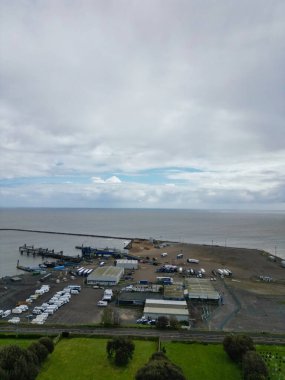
top-left (36, 338), bottom-right (243, 380)
top-left (0, 338), bottom-right (36, 348)
top-left (257, 345), bottom-right (285, 380)
top-left (37, 338), bottom-right (157, 380)
top-left (163, 342), bottom-right (241, 380)
top-left (1, 336), bottom-right (284, 380)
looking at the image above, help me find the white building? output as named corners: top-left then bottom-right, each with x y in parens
top-left (86, 266), bottom-right (124, 286)
top-left (115, 259), bottom-right (138, 270)
top-left (143, 299), bottom-right (189, 322)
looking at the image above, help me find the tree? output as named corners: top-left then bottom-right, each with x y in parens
top-left (38, 337), bottom-right (55, 353)
top-left (223, 335), bottom-right (255, 362)
top-left (242, 351), bottom-right (268, 380)
top-left (101, 307), bottom-right (121, 326)
top-left (0, 345), bottom-right (38, 380)
top-left (0, 367), bottom-right (8, 380)
top-left (106, 337), bottom-right (135, 366)
top-left (156, 316), bottom-right (169, 329)
top-left (169, 316), bottom-right (180, 329)
top-left (135, 351), bottom-right (186, 380)
top-left (28, 342), bottom-right (49, 364)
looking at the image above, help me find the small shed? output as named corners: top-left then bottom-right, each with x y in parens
top-left (86, 266), bottom-right (124, 286)
top-left (115, 259), bottom-right (138, 270)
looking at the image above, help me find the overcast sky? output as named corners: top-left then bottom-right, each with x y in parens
top-left (0, 0), bottom-right (284, 209)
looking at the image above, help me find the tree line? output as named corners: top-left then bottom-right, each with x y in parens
top-left (0, 337), bottom-right (54, 380)
top-left (223, 334), bottom-right (268, 380)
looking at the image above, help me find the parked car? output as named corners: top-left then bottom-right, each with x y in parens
top-left (97, 300), bottom-right (108, 307)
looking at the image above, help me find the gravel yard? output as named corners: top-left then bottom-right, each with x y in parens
top-left (1, 240), bottom-right (284, 332)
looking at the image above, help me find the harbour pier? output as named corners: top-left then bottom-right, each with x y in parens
top-left (19, 244), bottom-right (81, 263)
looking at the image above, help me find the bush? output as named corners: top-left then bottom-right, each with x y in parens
top-left (28, 342), bottom-right (49, 364)
top-left (0, 345), bottom-right (38, 380)
top-left (106, 337), bottom-right (135, 366)
top-left (135, 351), bottom-right (186, 380)
top-left (156, 316), bottom-right (169, 329)
top-left (223, 334), bottom-right (255, 363)
top-left (61, 331), bottom-right (70, 338)
top-left (242, 351), bottom-right (268, 380)
top-left (39, 337), bottom-right (55, 353)
top-left (101, 307), bottom-right (121, 326)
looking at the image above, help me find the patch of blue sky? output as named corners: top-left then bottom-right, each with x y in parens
top-left (0, 176), bottom-right (91, 187)
top-left (0, 167), bottom-right (204, 187)
top-left (118, 167), bottom-right (203, 184)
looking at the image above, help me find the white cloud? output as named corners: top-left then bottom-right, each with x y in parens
top-left (105, 176), bottom-right (122, 184)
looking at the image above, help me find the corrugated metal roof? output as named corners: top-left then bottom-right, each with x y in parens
top-left (163, 284), bottom-right (184, 300)
top-left (88, 266), bottom-right (124, 280)
top-left (145, 299), bottom-right (187, 307)
top-left (116, 259), bottom-right (138, 264)
top-left (144, 307), bottom-right (189, 316)
top-left (185, 278), bottom-right (220, 300)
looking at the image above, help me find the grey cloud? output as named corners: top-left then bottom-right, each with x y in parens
top-left (0, 0), bottom-right (284, 208)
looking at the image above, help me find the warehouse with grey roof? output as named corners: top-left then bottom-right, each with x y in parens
top-left (86, 266), bottom-right (124, 286)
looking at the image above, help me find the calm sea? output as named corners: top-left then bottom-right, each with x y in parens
top-left (0, 208), bottom-right (284, 277)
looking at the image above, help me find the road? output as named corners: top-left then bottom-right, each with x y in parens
top-left (1, 325), bottom-right (285, 345)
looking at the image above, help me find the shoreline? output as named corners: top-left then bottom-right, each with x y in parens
top-left (1, 228), bottom-right (285, 262)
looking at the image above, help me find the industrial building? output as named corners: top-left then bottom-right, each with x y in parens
top-left (86, 266), bottom-right (124, 286)
top-left (184, 278), bottom-right (220, 301)
top-left (115, 259), bottom-right (138, 270)
top-left (143, 299), bottom-right (189, 322)
top-left (163, 283), bottom-right (185, 300)
top-left (117, 292), bottom-right (163, 306)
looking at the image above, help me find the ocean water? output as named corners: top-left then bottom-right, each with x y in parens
top-left (0, 208), bottom-right (284, 277)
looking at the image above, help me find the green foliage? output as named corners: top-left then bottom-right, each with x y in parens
top-left (0, 344), bottom-right (39, 380)
top-left (135, 351), bottom-right (186, 380)
top-left (0, 366), bottom-right (8, 380)
top-left (28, 342), bottom-right (49, 364)
top-left (242, 351), bottom-right (268, 380)
top-left (39, 337), bottom-right (55, 354)
top-left (169, 316), bottom-right (180, 329)
top-left (106, 337), bottom-right (135, 366)
top-left (156, 316), bottom-right (169, 329)
top-left (61, 331), bottom-right (70, 338)
top-left (223, 334), bottom-right (255, 363)
top-left (257, 345), bottom-right (285, 380)
top-left (101, 307), bottom-right (121, 326)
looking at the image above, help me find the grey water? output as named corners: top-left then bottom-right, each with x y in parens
top-left (0, 208), bottom-right (284, 277)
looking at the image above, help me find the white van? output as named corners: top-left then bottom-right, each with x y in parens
top-left (12, 308), bottom-right (22, 314)
top-left (161, 252), bottom-right (168, 257)
top-left (2, 310), bottom-right (11, 318)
